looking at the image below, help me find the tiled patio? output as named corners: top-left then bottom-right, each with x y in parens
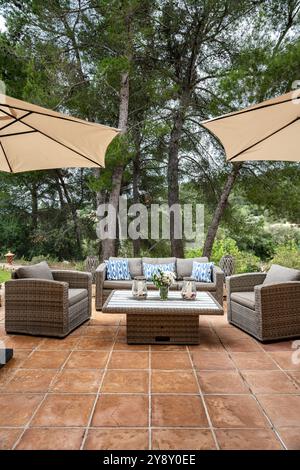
top-left (0, 300), bottom-right (299, 450)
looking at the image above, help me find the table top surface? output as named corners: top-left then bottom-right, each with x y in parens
top-left (102, 290), bottom-right (223, 315)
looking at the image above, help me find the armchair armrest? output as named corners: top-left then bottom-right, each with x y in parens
top-left (212, 266), bottom-right (224, 306)
top-left (226, 272), bottom-right (267, 293)
top-left (5, 279), bottom-right (69, 333)
top-left (52, 270), bottom-right (92, 290)
top-left (95, 263), bottom-right (106, 310)
top-left (254, 282), bottom-right (300, 339)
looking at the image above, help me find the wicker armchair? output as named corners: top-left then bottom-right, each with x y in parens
top-left (5, 270), bottom-right (92, 338)
top-left (226, 272), bottom-right (300, 341)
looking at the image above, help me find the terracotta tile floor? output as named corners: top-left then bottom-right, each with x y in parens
top-left (0, 299), bottom-right (299, 450)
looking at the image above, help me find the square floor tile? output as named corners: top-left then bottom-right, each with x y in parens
top-left (38, 337), bottom-right (79, 350)
top-left (215, 429), bottom-right (282, 450)
top-left (0, 428), bottom-right (24, 450)
top-left (3, 336), bottom-right (43, 349)
top-left (84, 429), bottom-right (148, 450)
top-left (190, 351), bottom-right (234, 370)
top-left (230, 352), bottom-right (278, 370)
top-left (242, 370), bottom-right (299, 394)
top-left (197, 370), bottom-right (249, 394)
top-left (5, 369), bottom-right (57, 393)
top-left (257, 395), bottom-right (300, 427)
top-left (108, 351), bottom-right (149, 369)
top-left (223, 338), bottom-right (262, 352)
top-left (50, 369), bottom-right (103, 393)
top-left (101, 370), bottom-right (148, 393)
top-left (76, 337), bottom-right (113, 350)
top-left (83, 326), bottom-right (118, 338)
top-left (277, 428), bottom-right (300, 450)
top-left (269, 352), bottom-right (300, 370)
top-left (89, 313), bottom-right (124, 326)
top-left (151, 371), bottom-right (198, 393)
top-left (151, 395), bottom-right (208, 427)
top-left (16, 428), bottom-right (85, 450)
top-left (151, 344), bottom-right (187, 351)
top-left (92, 395), bottom-right (148, 427)
top-left (64, 350), bottom-right (109, 369)
top-left (31, 394), bottom-right (95, 427)
top-left (0, 394), bottom-right (43, 426)
top-left (114, 340), bottom-right (149, 351)
top-left (152, 429), bottom-right (216, 450)
top-left (2, 349), bottom-right (32, 369)
top-left (205, 395), bottom-right (269, 428)
top-left (151, 352), bottom-right (191, 370)
top-left (261, 340), bottom-right (296, 352)
top-left (22, 350), bottom-right (70, 369)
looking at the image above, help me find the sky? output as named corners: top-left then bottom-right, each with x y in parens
top-left (0, 15), bottom-right (6, 32)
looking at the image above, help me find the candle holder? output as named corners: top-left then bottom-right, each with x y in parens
top-left (132, 276), bottom-right (148, 300)
top-left (181, 277), bottom-right (197, 300)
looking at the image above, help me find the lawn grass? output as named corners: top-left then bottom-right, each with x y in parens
top-left (0, 269), bottom-right (11, 283)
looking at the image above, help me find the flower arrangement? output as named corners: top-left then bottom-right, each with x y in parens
top-left (152, 269), bottom-right (176, 300)
top-left (152, 269), bottom-right (176, 288)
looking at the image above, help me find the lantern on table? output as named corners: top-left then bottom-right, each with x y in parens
top-left (132, 276), bottom-right (147, 300)
top-left (181, 277), bottom-right (197, 300)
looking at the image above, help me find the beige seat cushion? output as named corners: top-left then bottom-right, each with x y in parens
top-left (176, 257), bottom-right (209, 279)
top-left (147, 282), bottom-right (178, 291)
top-left (103, 280), bottom-right (133, 289)
top-left (231, 291), bottom-right (255, 310)
top-left (177, 281), bottom-right (215, 291)
top-left (68, 288), bottom-right (88, 306)
top-left (263, 264), bottom-right (300, 285)
top-left (16, 261), bottom-right (54, 280)
top-left (142, 257), bottom-right (176, 265)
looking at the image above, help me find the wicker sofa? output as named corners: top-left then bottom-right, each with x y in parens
top-left (95, 256), bottom-right (224, 310)
top-left (226, 264), bottom-right (300, 341)
top-left (5, 262), bottom-right (92, 337)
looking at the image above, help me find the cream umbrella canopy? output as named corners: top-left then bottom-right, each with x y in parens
top-left (0, 94), bottom-right (120, 173)
top-left (201, 90), bottom-right (300, 162)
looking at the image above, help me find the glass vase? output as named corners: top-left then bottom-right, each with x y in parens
top-left (181, 277), bottom-right (197, 300)
top-left (132, 276), bottom-right (147, 300)
top-left (159, 286), bottom-right (169, 300)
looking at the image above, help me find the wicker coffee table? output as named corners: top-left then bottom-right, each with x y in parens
top-left (102, 290), bottom-right (223, 345)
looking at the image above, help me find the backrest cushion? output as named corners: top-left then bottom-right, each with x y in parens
top-left (105, 258), bottom-right (131, 280)
top-left (109, 257), bottom-right (142, 278)
top-left (191, 261), bottom-right (214, 283)
top-left (143, 262), bottom-right (176, 281)
top-left (176, 257), bottom-right (209, 279)
top-left (16, 261), bottom-right (53, 280)
top-left (263, 264), bottom-right (300, 285)
top-left (142, 257), bottom-right (176, 266)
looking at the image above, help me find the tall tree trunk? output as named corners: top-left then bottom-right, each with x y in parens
top-left (202, 163), bottom-right (242, 259)
top-left (132, 129), bottom-right (142, 257)
top-left (101, 71), bottom-right (130, 260)
top-left (30, 182), bottom-right (38, 231)
top-left (168, 94), bottom-right (189, 258)
top-left (56, 170), bottom-right (82, 258)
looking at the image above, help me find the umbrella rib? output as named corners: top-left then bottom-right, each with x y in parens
top-left (0, 130), bottom-right (37, 138)
top-left (18, 120), bottom-right (103, 168)
top-left (0, 141), bottom-right (13, 172)
top-left (0, 102), bottom-right (109, 128)
top-left (0, 111), bottom-right (32, 133)
top-left (205, 96), bottom-right (300, 123)
top-left (228, 117), bottom-right (299, 161)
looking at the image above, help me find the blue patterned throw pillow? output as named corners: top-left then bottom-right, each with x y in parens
top-left (143, 262), bottom-right (176, 281)
top-left (191, 261), bottom-right (214, 283)
top-left (105, 258), bottom-right (131, 280)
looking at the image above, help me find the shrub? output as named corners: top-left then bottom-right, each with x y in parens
top-left (186, 237), bottom-right (261, 274)
top-left (268, 242), bottom-right (300, 269)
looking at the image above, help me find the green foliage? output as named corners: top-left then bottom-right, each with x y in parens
top-left (0, 268), bottom-right (11, 283)
top-left (186, 237), bottom-right (261, 274)
top-left (268, 242), bottom-right (300, 270)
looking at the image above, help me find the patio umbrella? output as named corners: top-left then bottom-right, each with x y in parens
top-left (0, 93), bottom-right (120, 173)
top-left (201, 90), bottom-right (300, 162)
